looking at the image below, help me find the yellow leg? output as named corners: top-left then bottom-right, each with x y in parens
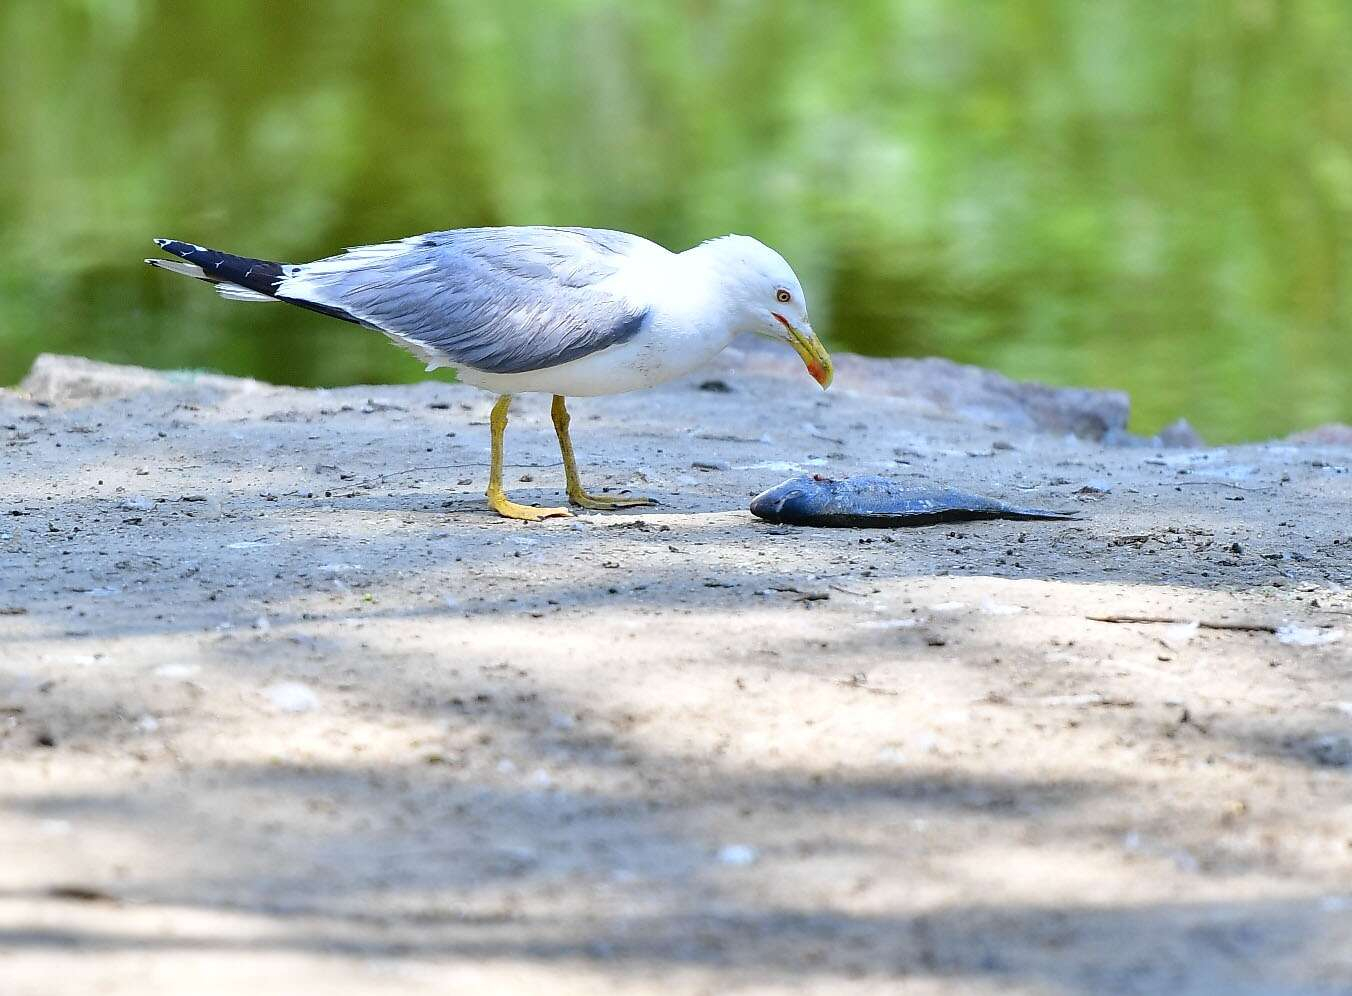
top-left (485, 394), bottom-right (570, 522)
top-left (551, 395), bottom-right (655, 510)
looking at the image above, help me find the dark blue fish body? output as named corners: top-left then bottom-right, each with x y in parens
top-left (750, 475), bottom-right (1077, 528)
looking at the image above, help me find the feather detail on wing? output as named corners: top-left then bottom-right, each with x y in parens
top-left (276, 227), bottom-right (658, 375)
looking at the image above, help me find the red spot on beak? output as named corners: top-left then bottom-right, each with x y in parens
top-left (773, 312), bottom-right (832, 388)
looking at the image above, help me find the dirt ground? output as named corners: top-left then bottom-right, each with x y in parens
top-left (2, 350), bottom-right (1350, 995)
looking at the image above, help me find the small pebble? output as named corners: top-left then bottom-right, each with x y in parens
top-left (154, 663), bottom-right (199, 680)
top-left (716, 844), bottom-right (759, 867)
top-left (1276, 624), bottom-right (1343, 647)
top-left (1303, 734), bottom-right (1352, 768)
top-left (262, 682), bottom-right (319, 714)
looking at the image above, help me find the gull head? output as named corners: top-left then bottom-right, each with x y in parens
top-left (700, 235), bottom-right (834, 389)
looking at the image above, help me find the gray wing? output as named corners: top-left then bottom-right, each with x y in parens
top-left (279, 227), bottom-right (655, 375)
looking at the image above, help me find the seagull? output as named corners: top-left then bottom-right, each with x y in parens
top-left (146, 227), bottom-right (833, 521)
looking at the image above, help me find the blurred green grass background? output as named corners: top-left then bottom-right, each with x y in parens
top-left (2, 0), bottom-right (1350, 441)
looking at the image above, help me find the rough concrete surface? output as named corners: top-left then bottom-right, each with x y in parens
top-left (2, 348), bottom-right (1350, 995)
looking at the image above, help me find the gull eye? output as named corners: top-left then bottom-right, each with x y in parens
top-left (775, 288), bottom-right (792, 304)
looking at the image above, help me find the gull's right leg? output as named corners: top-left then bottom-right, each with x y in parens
top-left (551, 395), bottom-right (656, 510)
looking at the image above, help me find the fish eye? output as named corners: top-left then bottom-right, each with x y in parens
top-left (775, 288), bottom-right (791, 304)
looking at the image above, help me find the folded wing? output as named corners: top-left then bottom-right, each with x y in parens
top-left (279, 227), bottom-right (654, 375)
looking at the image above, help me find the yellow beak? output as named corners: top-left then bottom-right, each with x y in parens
top-left (780, 317), bottom-right (834, 390)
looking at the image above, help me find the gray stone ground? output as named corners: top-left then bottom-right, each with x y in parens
top-left (1, 350), bottom-right (1350, 995)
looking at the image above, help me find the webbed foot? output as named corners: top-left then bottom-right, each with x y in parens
top-left (487, 488), bottom-right (571, 522)
top-left (567, 490), bottom-right (657, 511)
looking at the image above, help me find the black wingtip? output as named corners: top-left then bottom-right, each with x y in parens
top-left (153, 238), bottom-right (169, 247)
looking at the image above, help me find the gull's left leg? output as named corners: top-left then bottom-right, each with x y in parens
top-left (486, 394), bottom-right (571, 522)
top-left (551, 395), bottom-right (655, 510)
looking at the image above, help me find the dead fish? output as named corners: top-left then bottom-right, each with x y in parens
top-left (750, 474), bottom-right (1077, 528)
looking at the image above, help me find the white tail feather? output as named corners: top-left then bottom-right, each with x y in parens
top-left (215, 283), bottom-right (277, 303)
top-left (145, 258), bottom-right (207, 280)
